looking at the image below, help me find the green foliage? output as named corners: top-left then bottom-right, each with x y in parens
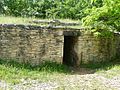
top-left (0, 0), bottom-right (119, 36)
top-left (0, 0), bottom-right (94, 19)
top-left (82, 0), bottom-right (120, 36)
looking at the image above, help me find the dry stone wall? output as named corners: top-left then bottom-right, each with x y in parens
top-left (77, 31), bottom-right (120, 64)
top-left (0, 24), bottom-right (119, 66)
top-left (0, 24), bottom-right (64, 65)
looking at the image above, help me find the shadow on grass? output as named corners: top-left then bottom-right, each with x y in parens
top-left (70, 59), bottom-right (120, 75)
top-left (0, 59), bottom-right (70, 74)
top-left (0, 58), bottom-right (120, 75)
top-left (80, 59), bottom-right (120, 70)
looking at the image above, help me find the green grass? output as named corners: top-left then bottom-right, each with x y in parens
top-left (0, 16), bottom-right (33, 24)
top-left (80, 60), bottom-right (120, 78)
top-left (0, 59), bottom-right (70, 84)
top-left (0, 16), bottom-right (45, 26)
top-left (0, 16), bottom-right (79, 25)
top-left (0, 16), bottom-right (84, 29)
top-left (96, 64), bottom-right (120, 78)
top-left (0, 58), bottom-right (120, 90)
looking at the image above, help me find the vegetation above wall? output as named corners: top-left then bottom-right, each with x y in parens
top-left (0, 0), bottom-right (120, 36)
top-left (0, 16), bottom-right (83, 29)
top-left (0, 0), bottom-right (95, 19)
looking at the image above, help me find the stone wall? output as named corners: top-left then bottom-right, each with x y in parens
top-left (0, 24), bottom-right (120, 66)
top-left (76, 31), bottom-right (120, 64)
top-left (0, 24), bottom-right (64, 65)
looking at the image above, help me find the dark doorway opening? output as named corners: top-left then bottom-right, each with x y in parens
top-left (63, 36), bottom-right (78, 66)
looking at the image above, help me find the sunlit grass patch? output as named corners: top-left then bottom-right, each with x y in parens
top-left (0, 16), bottom-right (79, 25)
top-left (0, 16), bottom-right (33, 24)
top-left (0, 16), bottom-right (83, 29)
top-left (0, 59), bottom-right (70, 84)
top-left (96, 64), bottom-right (120, 78)
top-left (80, 60), bottom-right (120, 78)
